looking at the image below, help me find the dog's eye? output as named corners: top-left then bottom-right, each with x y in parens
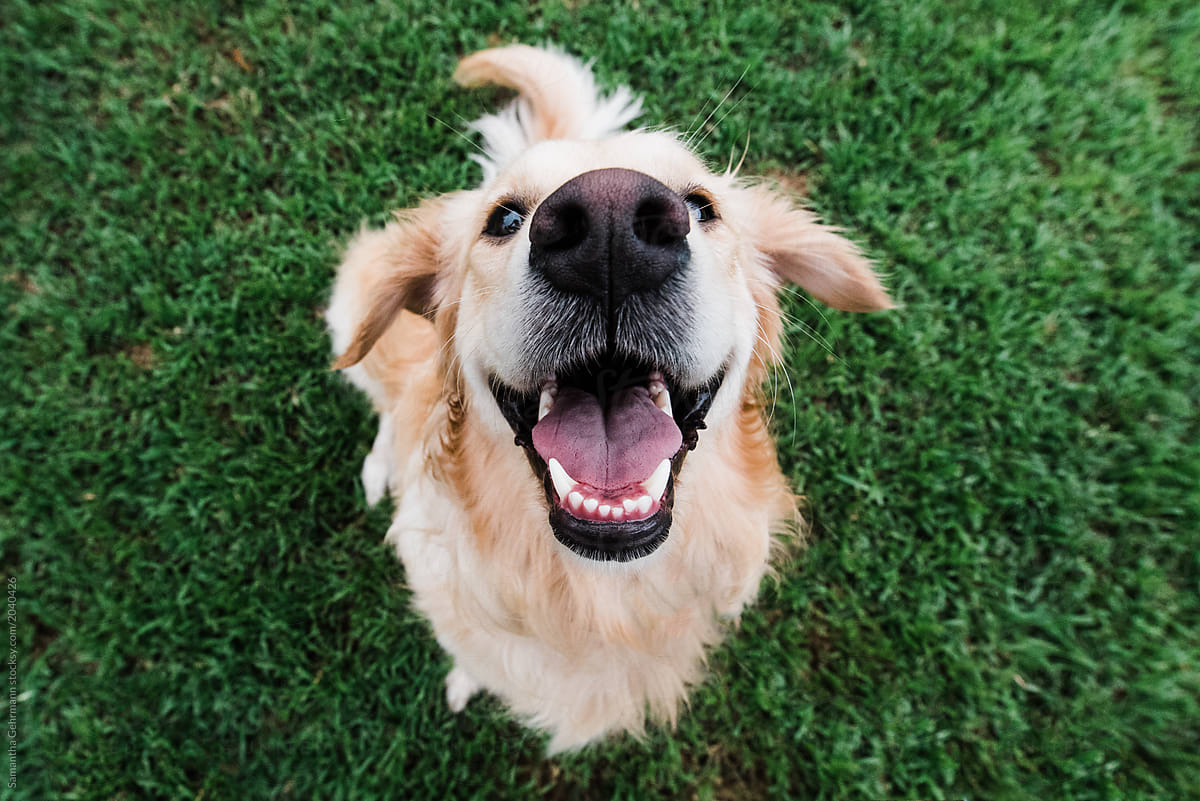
top-left (684, 193), bottom-right (717, 224)
top-left (484, 203), bottom-right (526, 238)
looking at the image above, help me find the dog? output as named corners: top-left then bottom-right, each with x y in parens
top-left (325, 44), bottom-right (892, 752)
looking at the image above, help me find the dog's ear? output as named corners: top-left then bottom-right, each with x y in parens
top-left (331, 199), bottom-right (448, 370)
top-left (743, 185), bottom-right (893, 312)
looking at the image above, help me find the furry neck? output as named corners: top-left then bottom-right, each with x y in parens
top-left (429, 380), bottom-right (795, 657)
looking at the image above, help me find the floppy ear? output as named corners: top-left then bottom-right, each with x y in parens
top-left (330, 198), bottom-right (448, 370)
top-left (744, 185), bottom-right (894, 312)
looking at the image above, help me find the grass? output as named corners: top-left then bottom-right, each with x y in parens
top-left (2, 0), bottom-right (1198, 798)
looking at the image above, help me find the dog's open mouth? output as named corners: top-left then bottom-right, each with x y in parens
top-left (490, 358), bottom-right (724, 562)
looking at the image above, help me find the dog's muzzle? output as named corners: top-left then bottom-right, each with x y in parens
top-left (490, 168), bottom-right (725, 563)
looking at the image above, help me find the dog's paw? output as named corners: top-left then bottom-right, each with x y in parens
top-left (444, 667), bottom-right (481, 713)
top-left (361, 450), bottom-right (389, 507)
top-left (361, 413), bottom-right (394, 507)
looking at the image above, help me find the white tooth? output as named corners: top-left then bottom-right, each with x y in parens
top-left (583, 498), bottom-right (599, 514)
top-left (648, 373), bottom-right (672, 416)
top-left (547, 458), bottom-right (576, 500)
top-left (537, 382), bottom-right (558, 421)
top-left (568, 491), bottom-right (584, 510)
top-left (598, 504), bottom-right (611, 519)
top-left (611, 506), bottom-right (625, 521)
top-left (652, 386), bottom-right (672, 416)
top-left (622, 498), bottom-right (638, 515)
top-left (636, 495), bottom-right (653, 515)
top-left (640, 459), bottom-right (671, 502)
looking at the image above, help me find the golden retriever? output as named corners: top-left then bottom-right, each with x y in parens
top-left (326, 44), bottom-right (892, 752)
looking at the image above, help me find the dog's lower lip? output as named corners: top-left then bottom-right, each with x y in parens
top-left (548, 500), bottom-right (673, 562)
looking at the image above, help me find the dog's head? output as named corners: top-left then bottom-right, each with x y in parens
top-left (335, 45), bottom-right (892, 563)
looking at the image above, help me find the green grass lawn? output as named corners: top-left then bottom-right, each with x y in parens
top-left (3, 0), bottom-right (1198, 798)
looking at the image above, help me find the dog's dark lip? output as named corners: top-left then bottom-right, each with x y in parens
top-left (489, 359), bottom-right (725, 562)
top-left (546, 489), bottom-right (674, 562)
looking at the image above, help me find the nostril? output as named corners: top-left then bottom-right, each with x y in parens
top-left (633, 199), bottom-right (689, 247)
top-left (555, 205), bottom-right (589, 250)
top-left (531, 202), bottom-right (590, 251)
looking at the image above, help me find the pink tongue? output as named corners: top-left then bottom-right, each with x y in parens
top-left (531, 386), bottom-right (682, 491)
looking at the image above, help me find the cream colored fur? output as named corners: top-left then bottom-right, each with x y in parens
top-left (325, 44), bottom-right (891, 752)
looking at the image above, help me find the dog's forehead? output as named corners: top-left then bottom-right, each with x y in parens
top-left (489, 132), bottom-right (710, 197)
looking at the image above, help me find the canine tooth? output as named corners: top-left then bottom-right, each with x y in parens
top-left (598, 504), bottom-right (611, 519)
top-left (537, 382), bottom-right (558, 421)
top-left (641, 459), bottom-right (671, 503)
top-left (568, 491), bottom-right (584, 511)
top-left (648, 373), bottom-right (672, 416)
top-left (652, 387), bottom-right (672, 416)
top-left (636, 495), bottom-right (653, 515)
top-left (622, 498), bottom-right (638, 515)
top-left (547, 458), bottom-right (576, 500)
top-left (583, 498), bottom-right (599, 514)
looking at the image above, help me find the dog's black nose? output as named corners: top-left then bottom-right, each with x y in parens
top-left (528, 168), bottom-right (691, 309)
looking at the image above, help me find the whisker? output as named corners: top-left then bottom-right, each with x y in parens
top-left (752, 329), bottom-right (799, 444)
top-left (494, 201), bottom-right (525, 217)
top-left (768, 294), bottom-right (817, 333)
top-left (428, 113), bottom-right (487, 156)
top-left (683, 94), bottom-right (716, 144)
top-left (450, 109), bottom-right (477, 129)
top-left (684, 63), bottom-right (752, 148)
top-left (431, 287), bottom-right (499, 367)
top-left (753, 300), bottom-right (837, 359)
top-left (780, 287), bottom-right (839, 357)
top-left (438, 322), bottom-right (477, 399)
top-left (792, 319), bottom-right (837, 359)
top-left (730, 129), bottom-right (752, 177)
top-left (691, 78), bottom-right (755, 152)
